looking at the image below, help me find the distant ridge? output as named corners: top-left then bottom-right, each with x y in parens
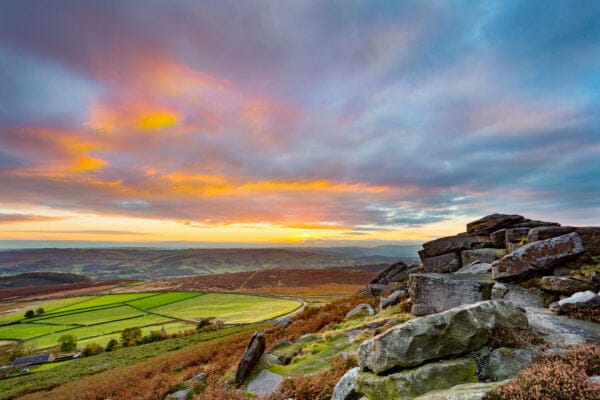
top-left (0, 247), bottom-right (413, 280)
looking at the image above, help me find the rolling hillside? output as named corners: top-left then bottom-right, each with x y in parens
top-left (0, 248), bottom-right (404, 280)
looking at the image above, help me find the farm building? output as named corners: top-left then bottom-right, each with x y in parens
top-left (13, 353), bottom-right (55, 368)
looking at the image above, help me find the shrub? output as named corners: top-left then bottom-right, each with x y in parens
top-left (24, 310), bottom-right (35, 318)
top-left (105, 339), bottom-right (120, 352)
top-left (81, 341), bottom-right (104, 357)
top-left (58, 334), bottom-right (77, 352)
top-left (560, 305), bottom-right (600, 323)
top-left (35, 307), bottom-right (45, 315)
top-left (486, 343), bottom-right (600, 399)
top-left (488, 325), bottom-right (544, 349)
top-left (140, 329), bottom-right (168, 344)
top-left (121, 327), bottom-right (142, 347)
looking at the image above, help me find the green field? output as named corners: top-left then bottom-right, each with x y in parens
top-left (0, 323), bottom-right (74, 340)
top-left (54, 293), bottom-right (158, 312)
top-left (152, 293), bottom-right (302, 324)
top-left (125, 291), bottom-right (201, 310)
top-left (0, 291), bottom-right (300, 350)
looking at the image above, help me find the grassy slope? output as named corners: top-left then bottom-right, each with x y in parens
top-left (0, 292), bottom-right (301, 351)
top-left (0, 324), bottom-right (262, 400)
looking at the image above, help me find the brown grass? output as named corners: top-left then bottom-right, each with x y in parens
top-left (561, 305), bottom-right (600, 323)
top-left (486, 343), bottom-right (600, 400)
top-left (123, 268), bottom-right (376, 296)
top-left (488, 325), bottom-right (545, 349)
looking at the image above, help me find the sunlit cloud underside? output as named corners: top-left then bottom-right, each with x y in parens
top-left (0, 1), bottom-right (598, 245)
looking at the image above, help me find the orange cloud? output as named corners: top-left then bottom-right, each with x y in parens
top-left (138, 111), bottom-right (178, 131)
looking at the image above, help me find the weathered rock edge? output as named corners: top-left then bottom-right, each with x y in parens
top-left (358, 300), bottom-right (527, 374)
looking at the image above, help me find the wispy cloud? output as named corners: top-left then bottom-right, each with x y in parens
top-left (0, 0), bottom-right (598, 243)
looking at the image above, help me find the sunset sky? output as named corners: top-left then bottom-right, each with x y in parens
top-left (0, 1), bottom-right (599, 247)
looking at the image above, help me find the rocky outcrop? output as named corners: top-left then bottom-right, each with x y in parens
top-left (491, 232), bottom-right (585, 280)
top-left (235, 332), bottom-right (266, 386)
top-left (467, 214), bottom-right (526, 236)
top-left (332, 367), bottom-right (361, 400)
top-left (422, 252), bottom-right (461, 273)
top-left (461, 249), bottom-right (504, 266)
top-left (409, 273), bottom-right (493, 316)
top-left (537, 276), bottom-right (596, 295)
top-left (421, 235), bottom-right (478, 258)
top-left (358, 300), bottom-right (527, 373)
top-left (356, 358), bottom-right (478, 400)
top-left (346, 304), bottom-right (376, 318)
top-left (369, 262), bottom-right (424, 286)
top-left (379, 290), bottom-right (406, 310)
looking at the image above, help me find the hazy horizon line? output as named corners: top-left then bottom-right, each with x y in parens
top-left (0, 239), bottom-right (424, 250)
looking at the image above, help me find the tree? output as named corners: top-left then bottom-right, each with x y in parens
top-left (121, 327), bottom-right (142, 346)
top-left (24, 310), bottom-right (35, 318)
top-left (81, 341), bottom-right (103, 356)
top-left (58, 334), bottom-right (77, 352)
top-left (105, 339), bottom-right (119, 352)
top-left (35, 307), bottom-right (45, 315)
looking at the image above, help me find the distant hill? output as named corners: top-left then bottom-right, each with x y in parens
top-left (0, 272), bottom-right (90, 288)
top-left (0, 248), bottom-right (407, 280)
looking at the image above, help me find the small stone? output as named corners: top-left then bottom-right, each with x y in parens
top-left (379, 290), bottom-right (406, 310)
top-left (247, 370), bottom-right (284, 398)
top-left (345, 304), bottom-right (376, 318)
top-left (274, 316), bottom-right (293, 328)
top-left (538, 276), bottom-right (596, 295)
top-left (557, 291), bottom-right (600, 309)
top-left (331, 367), bottom-right (361, 400)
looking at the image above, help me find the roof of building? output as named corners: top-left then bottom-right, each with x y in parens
top-left (13, 353), bottom-right (54, 367)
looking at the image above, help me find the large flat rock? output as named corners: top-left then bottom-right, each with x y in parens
top-left (492, 232), bottom-right (585, 280)
top-left (527, 226), bottom-right (600, 255)
top-left (358, 300), bottom-right (527, 374)
top-left (356, 358), bottom-right (478, 400)
top-left (467, 214), bottom-right (525, 235)
top-left (422, 252), bottom-right (461, 273)
top-left (410, 273), bottom-right (493, 316)
top-left (422, 235), bottom-right (478, 258)
top-left (525, 307), bottom-right (600, 341)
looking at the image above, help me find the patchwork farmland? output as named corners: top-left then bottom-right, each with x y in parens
top-left (0, 292), bottom-right (301, 349)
